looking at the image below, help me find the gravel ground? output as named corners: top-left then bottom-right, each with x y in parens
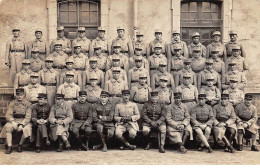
top-left (0, 144), bottom-right (259, 165)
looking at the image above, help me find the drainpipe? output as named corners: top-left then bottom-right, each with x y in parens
top-left (133, 0), bottom-right (138, 43)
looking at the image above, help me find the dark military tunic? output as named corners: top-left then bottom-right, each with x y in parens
top-left (191, 104), bottom-right (215, 128)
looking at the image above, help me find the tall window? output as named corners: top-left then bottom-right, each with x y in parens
top-left (181, 0), bottom-right (222, 46)
top-left (57, 0), bottom-right (100, 40)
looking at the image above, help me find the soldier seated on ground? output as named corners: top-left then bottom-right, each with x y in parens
top-left (31, 93), bottom-right (51, 153)
top-left (92, 91), bottom-right (115, 152)
top-left (142, 91), bottom-right (167, 153)
top-left (166, 92), bottom-right (190, 154)
top-left (235, 93), bottom-right (259, 152)
top-left (71, 91), bottom-right (92, 151)
top-left (48, 94), bottom-right (73, 152)
top-left (0, 88), bottom-right (32, 154)
top-left (191, 93), bottom-right (214, 153)
top-left (114, 90), bottom-right (140, 150)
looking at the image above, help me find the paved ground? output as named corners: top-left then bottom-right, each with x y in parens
top-left (0, 144), bottom-right (259, 165)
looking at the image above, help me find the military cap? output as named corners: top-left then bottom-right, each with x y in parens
top-left (174, 92), bottom-right (182, 98)
top-left (159, 60), bottom-right (167, 66)
top-left (245, 93), bottom-right (253, 100)
top-left (66, 57), bottom-right (74, 64)
top-left (134, 56), bottom-right (143, 61)
top-left (211, 47), bottom-right (220, 52)
top-left (113, 43), bottom-right (121, 48)
top-left (228, 60), bottom-right (237, 66)
top-left (191, 32), bottom-right (200, 38)
top-left (12, 28), bottom-right (20, 32)
top-left (229, 77), bottom-right (238, 82)
top-left (31, 48), bottom-right (40, 53)
top-left (16, 88), bottom-right (24, 94)
top-left (117, 26), bottom-right (125, 31)
top-left (205, 59), bottom-right (214, 64)
top-left (136, 31), bottom-right (144, 36)
top-left (94, 44), bottom-right (102, 49)
top-left (37, 93), bottom-right (47, 99)
top-left (183, 58), bottom-right (192, 64)
top-left (139, 73), bottom-right (147, 79)
top-left (79, 91), bottom-right (87, 96)
top-left (183, 72), bottom-right (192, 78)
top-left (35, 28), bottom-right (43, 33)
top-left (57, 26), bottom-right (65, 31)
top-left (206, 74), bottom-right (214, 81)
top-left (135, 44), bottom-right (143, 50)
top-left (193, 46), bottom-right (201, 52)
top-left (232, 44), bottom-right (241, 50)
top-left (159, 75), bottom-right (168, 81)
top-left (45, 57), bottom-right (54, 62)
top-left (22, 59), bottom-right (31, 64)
top-left (122, 89), bottom-right (130, 95)
top-left (154, 43), bottom-right (163, 49)
top-left (30, 72), bottom-right (39, 77)
top-left (155, 29), bottom-right (162, 33)
top-left (229, 30), bottom-right (238, 35)
top-left (112, 67), bottom-right (121, 72)
top-left (98, 27), bottom-right (106, 31)
top-left (54, 42), bottom-right (62, 46)
top-left (89, 57), bottom-right (98, 62)
top-left (65, 71), bottom-right (74, 76)
top-left (89, 74), bottom-right (98, 80)
top-left (221, 93), bottom-right (229, 99)
top-left (56, 94), bottom-right (65, 99)
top-left (73, 43), bottom-right (81, 48)
top-left (172, 30), bottom-right (180, 35)
top-left (100, 90), bottom-right (110, 97)
top-left (212, 31), bottom-right (221, 36)
top-left (173, 44), bottom-right (182, 50)
top-left (151, 90), bottom-right (159, 97)
top-left (198, 93), bottom-right (207, 99)
top-left (78, 27), bottom-right (86, 32)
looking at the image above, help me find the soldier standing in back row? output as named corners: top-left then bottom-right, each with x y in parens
top-left (72, 27), bottom-right (91, 56)
top-left (5, 28), bottom-right (28, 83)
top-left (167, 30), bottom-right (188, 59)
top-left (27, 28), bottom-right (49, 60)
top-left (133, 31), bottom-right (149, 58)
top-left (225, 30), bottom-right (246, 58)
top-left (70, 43), bottom-right (89, 73)
top-left (50, 26), bottom-right (71, 55)
top-left (148, 29), bottom-right (168, 57)
top-left (188, 32), bottom-right (206, 58)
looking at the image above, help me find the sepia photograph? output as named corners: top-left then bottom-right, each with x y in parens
top-left (0, 0), bottom-right (259, 165)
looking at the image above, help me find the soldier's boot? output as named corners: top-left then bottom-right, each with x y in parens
top-left (45, 137), bottom-right (50, 146)
top-left (118, 136), bottom-right (136, 150)
top-left (177, 142), bottom-right (187, 154)
top-left (222, 136), bottom-right (234, 153)
top-left (65, 140), bottom-right (71, 150)
top-left (57, 137), bottom-right (63, 152)
top-left (6, 146), bottom-right (12, 154)
top-left (144, 135), bottom-right (151, 150)
top-left (85, 137), bottom-right (90, 151)
top-left (159, 133), bottom-right (166, 153)
top-left (251, 145), bottom-right (259, 152)
top-left (206, 146), bottom-right (213, 153)
top-left (36, 147), bottom-right (41, 153)
top-left (100, 134), bottom-right (107, 152)
top-left (17, 145), bottom-right (23, 153)
top-left (182, 131), bottom-right (190, 146)
top-left (237, 144), bottom-right (243, 151)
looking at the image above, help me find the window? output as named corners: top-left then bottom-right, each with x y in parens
top-left (57, 0), bottom-right (100, 40)
top-left (181, 0), bottom-right (222, 46)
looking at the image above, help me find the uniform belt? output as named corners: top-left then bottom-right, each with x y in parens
top-left (52, 65), bottom-right (65, 69)
top-left (171, 68), bottom-right (182, 72)
top-left (155, 84), bottom-right (172, 88)
top-left (86, 82), bottom-right (101, 86)
top-left (182, 99), bottom-right (195, 103)
top-left (133, 100), bottom-right (147, 104)
top-left (39, 52), bottom-right (46, 54)
top-left (206, 101), bottom-right (212, 105)
top-left (14, 114), bottom-right (25, 118)
top-left (131, 80), bottom-right (138, 83)
top-left (75, 117), bottom-right (88, 120)
top-left (86, 100), bottom-right (98, 104)
top-left (19, 84), bottom-right (29, 87)
top-left (41, 82), bottom-right (56, 86)
top-left (150, 67), bottom-right (157, 70)
top-left (64, 98), bottom-right (77, 101)
top-left (239, 116), bottom-right (250, 121)
top-left (121, 51), bottom-right (128, 54)
top-left (101, 50), bottom-right (108, 53)
top-left (110, 94), bottom-right (121, 97)
top-left (11, 49), bottom-right (25, 52)
top-left (152, 52), bottom-right (165, 55)
top-left (75, 68), bottom-right (86, 71)
top-left (82, 51), bottom-right (89, 54)
top-left (193, 69), bottom-right (202, 73)
top-left (31, 101), bottom-right (38, 104)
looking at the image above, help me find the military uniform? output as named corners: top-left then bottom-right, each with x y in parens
top-left (191, 53), bottom-right (206, 74)
top-left (50, 26), bottom-right (72, 55)
top-left (148, 45), bottom-right (167, 77)
top-left (72, 27), bottom-right (91, 56)
top-left (212, 51), bottom-right (226, 76)
top-left (30, 56), bottom-right (45, 72)
top-left (187, 32), bottom-right (206, 58)
top-left (111, 26), bottom-right (134, 57)
top-left (0, 89), bottom-right (32, 154)
top-left (225, 30), bottom-right (246, 58)
top-left (5, 28), bottom-right (28, 83)
top-left (147, 29), bottom-right (168, 57)
top-left (84, 75), bottom-right (102, 104)
top-left (176, 58), bottom-right (197, 87)
top-left (90, 27), bottom-right (111, 57)
top-left (106, 52), bottom-right (129, 72)
top-left (129, 55), bottom-right (149, 72)
top-left (92, 45), bottom-right (107, 71)
top-left (167, 30), bottom-right (188, 58)
top-left (157, 76), bottom-right (174, 105)
top-left (13, 60), bottom-right (33, 93)
top-left (71, 48), bottom-right (89, 72)
top-left (39, 57), bottom-right (60, 106)
top-left (27, 28), bottom-right (49, 60)
top-left (105, 66), bottom-right (128, 84)
top-left (133, 31), bottom-right (149, 57)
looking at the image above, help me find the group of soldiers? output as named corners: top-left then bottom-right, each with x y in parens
top-left (0, 25), bottom-right (259, 155)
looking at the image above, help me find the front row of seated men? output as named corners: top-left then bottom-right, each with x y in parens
top-left (0, 88), bottom-right (259, 154)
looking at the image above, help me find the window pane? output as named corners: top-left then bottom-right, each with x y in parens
top-left (90, 12), bottom-right (98, 24)
top-left (69, 2), bottom-right (76, 11)
top-left (211, 3), bottom-right (219, 12)
top-left (202, 2), bottom-right (211, 12)
top-left (81, 12), bottom-right (90, 23)
top-left (82, 2), bottom-right (89, 11)
top-left (90, 3), bottom-right (97, 12)
top-left (60, 12), bottom-right (69, 23)
top-left (201, 13), bottom-right (211, 21)
top-left (190, 12), bottom-right (199, 23)
top-left (181, 3), bottom-right (188, 12)
top-left (189, 2), bottom-right (197, 12)
top-left (60, 3), bottom-right (68, 11)
top-left (69, 12), bottom-right (77, 23)
top-left (211, 13), bottom-right (219, 20)
top-left (181, 13), bottom-right (189, 21)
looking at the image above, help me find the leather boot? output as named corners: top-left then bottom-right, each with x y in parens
top-left (159, 133), bottom-right (166, 153)
top-left (237, 144), bottom-right (243, 151)
top-left (207, 146), bottom-right (213, 153)
top-left (118, 136), bottom-right (136, 150)
top-left (6, 146), bottom-right (12, 154)
top-left (100, 134), bottom-right (107, 152)
top-left (182, 131), bottom-right (190, 146)
top-left (65, 140), bottom-right (71, 150)
top-left (17, 145), bottom-right (23, 153)
top-left (251, 145), bottom-right (259, 152)
top-left (144, 135), bottom-right (151, 150)
top-left (36, 147), bottom-right (41, 153)
top-left (85, 137), bottom-right (89, 151)
top-left (222, 136), bottom-right (234, 153)
top-left (57, 137), bottom-right (63, 152)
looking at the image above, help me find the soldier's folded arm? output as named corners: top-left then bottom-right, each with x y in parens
top-left (131, 103), bottom-right (140, 121)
